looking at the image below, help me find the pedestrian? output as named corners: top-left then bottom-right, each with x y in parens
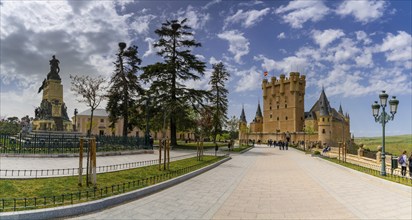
top-left (409, 152), bottom-right (412, 178)
top-left (399, 151), bottom-right (407, 177)
top-left (285, 141), bottom-right (288, 150)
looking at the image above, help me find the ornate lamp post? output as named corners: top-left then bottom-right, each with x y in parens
top-left (74, 108), bottom-right (78, 132)
top-left (371, 91), bottom-right (399, 176)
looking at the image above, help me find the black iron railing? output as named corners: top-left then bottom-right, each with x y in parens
top-left (0, 134), bottom-right (150, 154)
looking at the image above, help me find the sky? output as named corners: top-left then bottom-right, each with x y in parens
top-left (0, 0), bottom-right (411, 137)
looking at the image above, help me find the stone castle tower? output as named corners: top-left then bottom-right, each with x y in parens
top-left (32, 55), bottom-right (72, 131)
top-left (241, 72), bottom-right (351, 147)
top-left (259, 72), bottom-right (306, 133)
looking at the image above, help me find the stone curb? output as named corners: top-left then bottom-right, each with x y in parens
top-left (0, 156), bottom-right (232, 220)
top-left (238, 146), bottom-right (254, 154)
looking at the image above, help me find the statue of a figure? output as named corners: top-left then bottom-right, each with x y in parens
top-left (47, 55), bottom-right (61, 80)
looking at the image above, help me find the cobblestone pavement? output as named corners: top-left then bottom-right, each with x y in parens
top-left (70, 146), bottom-right (412, 219)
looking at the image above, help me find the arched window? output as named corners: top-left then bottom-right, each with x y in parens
top-left (322, 129), bottom-right (325, 134)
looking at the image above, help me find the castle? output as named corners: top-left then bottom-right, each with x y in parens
top-left (239, 72), bottom-right (351, 147)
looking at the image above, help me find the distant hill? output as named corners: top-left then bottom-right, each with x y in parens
top-left (354, 134), bottom-right (412, 156)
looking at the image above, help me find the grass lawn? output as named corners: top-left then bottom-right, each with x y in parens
top-left (354, 134), bottom-right (412, 155)
top-left (222, 145), bottom-right (252, 152)
top-left (0, 155), bottom-right (225, 211)
top-left (322, 156), bottom-right (412, 187)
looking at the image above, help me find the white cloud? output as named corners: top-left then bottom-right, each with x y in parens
top-left (218, 30), bottom-right (250, 64)
top-left (143, 37), bottom-right (156, 57)
top-left (275, 0), bottom-right (330, 28)
top-left (254, 54), bottom-right (307, 74)
top-left (277, 32), bottom-right (286, 39)
top-left (326, 38), bottom-right (361, 63)
top-left (224, 8), bottom-right (270, 28)
top-left (177, 5), bottom-right (210, 30)
top-left (312, 29), bottom-right (345, 48)
top-left (202, 0), bottom-right (222, 10)
top-left (336, 0), bottom-right (387, 23)
top-left (209, 56), bottom-right (222, 65)
top-left (355, 31), bottom-right (372, 45)
top-left (380, 31), bottom-right (412, 67)
top-left (234, 67), bottom-right (262, 92)
top-left (355, 48), bottom-right (374, 67)
top-left (129, 14), bottom-right (157, 35)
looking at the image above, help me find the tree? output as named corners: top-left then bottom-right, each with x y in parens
top-left (142, 18), bottom-right (209, 147)
top-left (226, 115), bottom-right (239, 140)
top-left (0, 117), bottom-right (20, 135)
top-left (209, 62), bottom-right (229, 142)
top-left (106, 44), bottom-right (144, 137)
top-left (70, 75), bottom-right (106, 137)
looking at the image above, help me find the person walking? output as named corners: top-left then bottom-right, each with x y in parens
top-left (399, 151), bottom-right (407, 177)
top-left (408, 152), bottom-right (412, 178)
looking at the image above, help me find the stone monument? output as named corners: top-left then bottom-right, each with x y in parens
top-left (32, 55), bottom-right (72, 131)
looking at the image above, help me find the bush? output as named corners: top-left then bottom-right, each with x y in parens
top-left (313, 150), bottom-right (321, 155)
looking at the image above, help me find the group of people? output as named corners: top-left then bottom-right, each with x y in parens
top-left (267, 139), bottom-right (289, 150)
top-left (398, 151), bottom-right (412, 178)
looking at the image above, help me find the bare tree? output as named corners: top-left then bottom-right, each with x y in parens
top-left (70, 75), bottom-right (106, 137)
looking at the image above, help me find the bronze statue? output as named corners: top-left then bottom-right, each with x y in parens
top-left (47, 55), bottom-right (61, 80)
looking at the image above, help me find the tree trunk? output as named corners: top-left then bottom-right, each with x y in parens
top-left (88, 109), bottom-right (94, 137)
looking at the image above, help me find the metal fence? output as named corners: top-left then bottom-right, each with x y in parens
top-left (0, 152), bottom-right (227, 179)
top-left (0, 155), bottom-right (227, 212)
top-left (0, 134), bottom-right (151, 154)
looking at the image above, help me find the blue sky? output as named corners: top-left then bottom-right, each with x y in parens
top-left (0, 0), bottom-right (411, 137)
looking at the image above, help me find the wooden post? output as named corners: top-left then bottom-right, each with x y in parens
top-left (78, 138), bottom-right (83, 186)
top-left (167, 139), bottom-right (170, 170)
top-left (338, 142), bottom-right (341, 162)
top-left (163, 139), bottom-right (167, 170)
top-left (159, 139), bottom-right (162, 170)
top-left (91, 138), bottom-right (96, 186)
top-left (200, 140), bottom-right (204, 161)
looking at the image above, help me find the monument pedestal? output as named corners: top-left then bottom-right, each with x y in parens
top-left (33, 58), bottom-right (71, 132)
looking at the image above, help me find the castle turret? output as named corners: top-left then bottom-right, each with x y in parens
top-left (250, 101), bottom-right (263, 132)
top-left (238, 105), bottom-right (248, 145)
top-left (317, 87), bottom-right (332, 146)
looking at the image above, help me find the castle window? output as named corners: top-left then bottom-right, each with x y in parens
top-left (277, 117), bottom-right (279, 121)
top-left (285, 116), bottom-right (288, 120)
top-left (327, 118), bottom-right (329, 122)
top-left (270, 114), bottom-right (272, 119)
top-left (277, 105), bottom-right (279, 109)
top-left (322, 129), bottom-right (325, 134)
top-left (100, 119), bottom-right (104, 123)
top-left (322, 118), bottom-right (325, 122)
top-left (285, 104), bottom-right (287, 108)
top-left (270, 106), bottom-right (272, 110)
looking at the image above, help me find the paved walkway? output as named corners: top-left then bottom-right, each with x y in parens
top-left (69, 146), bottom-right (411, 219)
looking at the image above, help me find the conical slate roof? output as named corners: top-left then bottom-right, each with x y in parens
top-left (338, 104), bottom-right (343, 115)
top-left (240, 105), bottom-right (247, 123)
top-left (319, 87), bottom-right (331, 116)
top-left (255, 101), bottom-right (263, 118)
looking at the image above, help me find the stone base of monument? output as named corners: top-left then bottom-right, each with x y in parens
top-left (32, 118), bottom-right (73, 132)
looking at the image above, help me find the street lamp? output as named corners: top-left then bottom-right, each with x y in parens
top-left (371, 91), bottom-right (399, 176)
top-left (74, 108), bottom-right (78, 132)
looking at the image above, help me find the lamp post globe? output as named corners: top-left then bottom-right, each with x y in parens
top-left (379, 90), bottom-right (389, 107)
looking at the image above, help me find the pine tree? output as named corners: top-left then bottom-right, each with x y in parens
top-left (209, 62), bottom-right (229, 142)
top-left (142, 19), bottom-right (208, 146)
top-left (106, 44), bottom-right (143, 137)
